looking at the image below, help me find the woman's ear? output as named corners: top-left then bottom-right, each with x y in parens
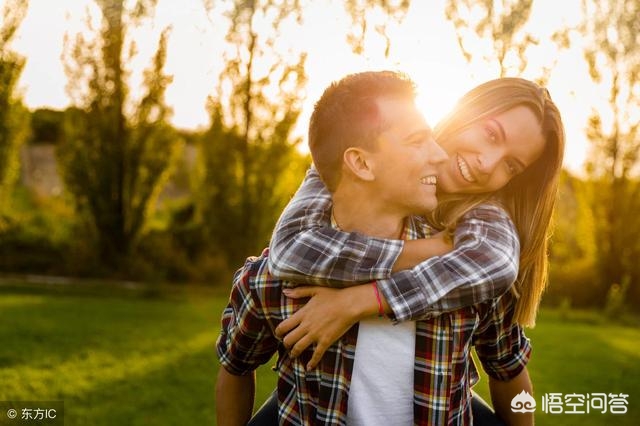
top-left (343, 147), bottom-right (375, 181)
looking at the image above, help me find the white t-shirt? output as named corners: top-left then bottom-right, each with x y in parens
top-left (346, 317), bottom-right (416, 425)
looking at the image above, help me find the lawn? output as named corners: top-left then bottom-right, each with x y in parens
top-left (0, 279), bottom-right (637, 425)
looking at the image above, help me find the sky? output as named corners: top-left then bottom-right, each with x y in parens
top-left (7, 0), bottom-right (600, 173)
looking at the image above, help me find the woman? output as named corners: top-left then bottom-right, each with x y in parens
top-left (253, 77), bottom-right (565, 425)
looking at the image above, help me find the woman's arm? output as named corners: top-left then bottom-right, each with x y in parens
top-left (392, 231), bottom-right (453, 272)
top-left (276, 205), bottom-right (521, 367)
top-left (378, 204), bottom-right (520, 322)
top-left (273, 174), bottom-right (520, 318)
top-left (268, 167), bottom-right (404, 285)
top-left (269, 167), bottom-right (453, 284)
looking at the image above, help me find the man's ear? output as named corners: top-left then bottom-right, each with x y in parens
top-left (343, 147), bottom-right (375, 181)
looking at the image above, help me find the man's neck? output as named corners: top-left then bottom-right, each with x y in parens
top-left (332, 185), bottom-right (405, 239)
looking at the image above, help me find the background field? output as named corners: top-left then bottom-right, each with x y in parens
top-left (0, 279), bottom-right (637, 425)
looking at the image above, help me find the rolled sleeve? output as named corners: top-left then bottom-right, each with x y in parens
top-left (378, 204), bottom-right (520, 322)
top-left (216, 257), bottom-right (279, 375)
top-left (473, 293), bottom-right (532, 381)
top-left (268, 167), bottom-right (403, 286)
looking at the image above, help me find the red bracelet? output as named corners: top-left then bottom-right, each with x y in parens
top-left (371, 281), bottom-right (385, 318)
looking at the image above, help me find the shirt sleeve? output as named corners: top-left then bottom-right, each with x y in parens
top-left (216, 254), bottom-right (280, 375)
top-left (267, 166), bottom-right (403, 286)
top-left (377, 204), bottom-right (520, 322)
top-left (473, 293), bottom-right (532, 381)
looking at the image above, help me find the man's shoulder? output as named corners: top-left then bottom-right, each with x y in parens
top-left (234, 248), bottom-right (274, 287)
top-left (234, 248), bottom-right (289, 296)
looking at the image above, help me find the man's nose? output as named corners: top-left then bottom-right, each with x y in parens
top-left (426, 137), bottom-right (448, 165)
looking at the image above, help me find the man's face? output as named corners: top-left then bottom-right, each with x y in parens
top-left (367, 97), bottom-right (448, 215)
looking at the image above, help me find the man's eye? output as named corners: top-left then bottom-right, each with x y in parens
top-left (486, 127), bottom-right (497, 143)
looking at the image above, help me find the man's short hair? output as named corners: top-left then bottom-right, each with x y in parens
top-left (308, 71), bottom-right (416, 191)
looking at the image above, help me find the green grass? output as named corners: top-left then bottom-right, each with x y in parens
top-left (472, 308), bottom-right (639, 425)
top-left (0, 280), bottom-right (637, 425)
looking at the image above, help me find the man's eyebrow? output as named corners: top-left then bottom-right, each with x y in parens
top-left (403, 127), bottom-right (432, 141)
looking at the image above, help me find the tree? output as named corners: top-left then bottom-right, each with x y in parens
top-left (0, 0), bottom-right (30, 209)
top-left (444, 0), bottom-right (537, 78)
top-left (580, 0), bottom-right (640, 309)
top-left (196, 0), bottom-right (414, 267)
top-left (547, 170), bottom-right (599, 307)
top-left (343, 0), bottom-right (410, 57)
top-left (29, 108), bottom-right (65, 144)
top-left (60, 0), bottom-right (181, 266)
top-left (196, 0), bottom-right (309, 266)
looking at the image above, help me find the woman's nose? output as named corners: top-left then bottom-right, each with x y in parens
top-left (477, 149), bottom-right (502, 173)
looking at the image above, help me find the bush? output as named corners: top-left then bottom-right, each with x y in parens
top-left (0, 218), bottom-right (68, 274)
top-left (545, 258), bottom-right (604, 308)
top-left (134, 227), bottom-right (234, 285)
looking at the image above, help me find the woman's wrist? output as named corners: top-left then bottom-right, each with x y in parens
top-left (344, 283), bottom-right (389, 319)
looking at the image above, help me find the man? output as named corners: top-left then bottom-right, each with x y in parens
top-left (216, 71), bottom-right (532, 425)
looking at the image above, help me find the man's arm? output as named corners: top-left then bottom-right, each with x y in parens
top-left (475, 293), bottom-right (534, 426)
top-left (216, 253), bottom-right (279, 422)
top-left (215, 368), bottom-right (255, 426)
top-left (489, 368), bottom-right (534, 426)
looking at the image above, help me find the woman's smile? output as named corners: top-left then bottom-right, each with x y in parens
top-left (456, 154), bottom-right (476, 183)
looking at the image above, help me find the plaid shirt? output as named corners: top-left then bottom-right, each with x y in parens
top-left (217, 216), bottom-right (531, 425)
top-left (268, 167), bottom-right (520, 322)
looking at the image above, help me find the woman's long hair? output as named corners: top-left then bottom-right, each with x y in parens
top-left (430, 78), bottom-right (565, 327)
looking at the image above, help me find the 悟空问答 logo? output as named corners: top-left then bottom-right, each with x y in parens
top-left (511, 390), bottom-right (537, 413)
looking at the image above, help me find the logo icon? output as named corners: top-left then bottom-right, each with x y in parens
top-left (511, 390), bottom-right (537, 413)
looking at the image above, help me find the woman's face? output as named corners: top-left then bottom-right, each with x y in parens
top-left (437, 105), bottom-right (546, 194)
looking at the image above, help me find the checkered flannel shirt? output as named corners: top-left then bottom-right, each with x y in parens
top-left (268, 167), bottom-right (520, 322)
top-left (217, 215), bottom-right (531, 425)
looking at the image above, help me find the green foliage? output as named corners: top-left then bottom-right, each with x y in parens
top-left (0, 188), bottom-right (74, 275)
top-left (134, 227), bottom-right (234, 284)
top-left (28, 108), bottom-right (65, 144)
top-left (195, 0), bottom-right (310, 266)
top-left (580, 0), bottom-right (640, 310)
top-left (445, 0), bottom-right (537, 77)
top-left (547, 170), bottom-right (601, 307)
top-left (0, 0), bottom-right (30, 208)
top-left (604, 277), bottom-right (630, 321)
top-left (343, 0), bottom-right (411, 56)
top-left (59, 1), bottom-right (182, 265)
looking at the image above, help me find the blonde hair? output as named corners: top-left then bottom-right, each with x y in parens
top-left (430, 78), bottom-right (565, 327)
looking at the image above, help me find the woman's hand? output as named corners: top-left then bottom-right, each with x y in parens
top-left (276, 284), bottom-right (376, 370)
